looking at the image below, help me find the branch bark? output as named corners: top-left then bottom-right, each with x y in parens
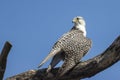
top-left (0, 41), bottom-right (12, 80)
top-left (7, 35), bottom-right (120, 80)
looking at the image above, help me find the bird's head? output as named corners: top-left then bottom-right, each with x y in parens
top-left (72, 16), bottom-right (86, 26)
top-left (72, 16), bottom-right (87, 37)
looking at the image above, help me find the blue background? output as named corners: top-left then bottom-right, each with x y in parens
top-left (0, 0), bottom-right (120, 80)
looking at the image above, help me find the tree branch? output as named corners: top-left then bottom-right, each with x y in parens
top-left (6, 35), bottom-right (120, 80)
top-left (0, 41), bottom-right (12, 80)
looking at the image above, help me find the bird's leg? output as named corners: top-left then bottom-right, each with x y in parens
top-left (46, 65), bottom-right (52, 73)
top-left (55, 58), bottom-right (76, 80)
top-left (46, 52), bottom-right (64, 73)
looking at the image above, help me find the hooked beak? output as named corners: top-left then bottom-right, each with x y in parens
top-left (72, 18), bottom-right (78, 23)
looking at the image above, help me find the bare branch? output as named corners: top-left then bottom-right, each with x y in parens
top-left (6, 35), bottom-right (120, 80)
top-left (0, 41), bottom-right (12, 80)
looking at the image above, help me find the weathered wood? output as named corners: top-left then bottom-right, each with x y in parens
top-left (0, 41), bottom-right (12, 80)
top-left (6, 35), bottom-right (120, 80)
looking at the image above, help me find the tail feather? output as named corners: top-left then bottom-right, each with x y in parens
top-left (38, 48), bottom-right (62, 68)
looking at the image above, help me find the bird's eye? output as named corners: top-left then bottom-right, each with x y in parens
top-left (76, 18), bottom-right (79, 20)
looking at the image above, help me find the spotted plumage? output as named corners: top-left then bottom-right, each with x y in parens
top-left (38, 16), bottom-right (92, 79)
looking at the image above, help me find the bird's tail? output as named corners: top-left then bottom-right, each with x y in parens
top-left (38, 53), bottom-right (53, 68)
top-left (38, 48), bottom-right (62, 68)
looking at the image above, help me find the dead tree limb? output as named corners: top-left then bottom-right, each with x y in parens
top-left (7, 35), bottom-right (120, 80)
top-left (0, 41), bottom-right (12, 80)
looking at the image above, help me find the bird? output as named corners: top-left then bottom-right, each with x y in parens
top-left (38, 16), bottom-right (92, 79)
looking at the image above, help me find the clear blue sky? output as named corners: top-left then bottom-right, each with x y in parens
top-left (0, 0), bottom-right (120, 80)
